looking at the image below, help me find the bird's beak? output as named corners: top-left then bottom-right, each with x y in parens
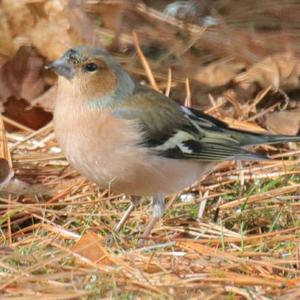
top-left (46, 58), bottom-right (74, 80)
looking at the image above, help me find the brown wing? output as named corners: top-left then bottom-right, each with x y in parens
top-left (112, 84), bottom-right (267, 161)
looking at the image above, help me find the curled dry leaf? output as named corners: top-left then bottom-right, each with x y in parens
top-left (0, 46), bottom-right (46, 101)
top-left (0, 45), bottom-right (53, 129)
top-left (0, 178), bottom-right (52, 196)
top-left (1, 0), bottom-right (93, 61)
top-left (0, 7), bottom-right (15, 64)
top-left (235, 52), bottom-right (300, 91)
top-left (71, 231), bottom-right (116, 267)
top-left (264, 108), bottom-right (300, 135)
top-left (194, 61), bottom-right (245, 87)
top-left (4, 98), bottom-right (52, 130)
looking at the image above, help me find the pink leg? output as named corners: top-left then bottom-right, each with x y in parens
top-left (138, 195), bottom-right (165, 247)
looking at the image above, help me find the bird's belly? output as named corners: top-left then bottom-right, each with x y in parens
top-left (110, 157), bottom-right (215, 196)
top-left (63, 138), bottom-right (214, 196)
top-left (54, 111), bottom-right (214, 196)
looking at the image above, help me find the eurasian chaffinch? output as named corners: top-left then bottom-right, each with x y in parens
top-left (49, 46), bottom-right (300, 243)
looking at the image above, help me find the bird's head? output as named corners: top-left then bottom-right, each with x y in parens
top-left (48, 46), bottom-right (134, 106)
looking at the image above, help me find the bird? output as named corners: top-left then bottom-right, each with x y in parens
top-left (48, 45), bottom-right (300, 244)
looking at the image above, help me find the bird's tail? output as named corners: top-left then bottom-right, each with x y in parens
top-left (229, 129), bottom-right (300, 147)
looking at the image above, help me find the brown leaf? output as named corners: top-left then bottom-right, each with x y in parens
top-left (29, 1), bottom-right (83, 60)
top-left (194, 61), bottom-right (244, 87)
top-left (71, 231), bottom-right (116, 267)
top-left (235, 53), bottom-right (300, 91)
top-left (1, 0), bottom-right (95, 61)
top-left (0, 9), bottom-right (15, 64)
top-left (264, 108), bottom-right (300, 135)
top-left (4, 98), bottom-right (52, 130)
top-left (0, 46), bottom-right (46, 101)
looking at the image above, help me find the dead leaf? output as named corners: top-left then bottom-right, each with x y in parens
top-left (1, 0), bottom-right (94, 61)
top-left (71, 231), bottom-right (116, 267)
top-left (264, 108), bottom-right (300, 135)
top-left (235, 53), bottom-right (300, 91)
top-left (194, 61), bottom-right (244, 87)
top-left (0, 178), bottom-right (52, 196)
top-left (4, 98), bottom-right (52, 130)
top-left (0, 8), bottom-right (15, 64)
top-left (0, 46), bottom-right (46, 101)
top-left (29, 1), bottom-right (82, 60)
top-left (0, 45), bottom-right (53, 129)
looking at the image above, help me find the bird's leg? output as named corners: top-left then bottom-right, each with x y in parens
top-left (105, 196), bottom-right (140, 246)
top-left (114, 196), bottom-right (140, 233)
top-left (138, 195), bottom-right (165, 246)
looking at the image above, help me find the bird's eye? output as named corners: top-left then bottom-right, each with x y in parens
top-left (84, 63), bottom-right (98, 72)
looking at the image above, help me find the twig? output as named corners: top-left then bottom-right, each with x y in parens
top-left (132, 32), bottom-right (159, 91)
